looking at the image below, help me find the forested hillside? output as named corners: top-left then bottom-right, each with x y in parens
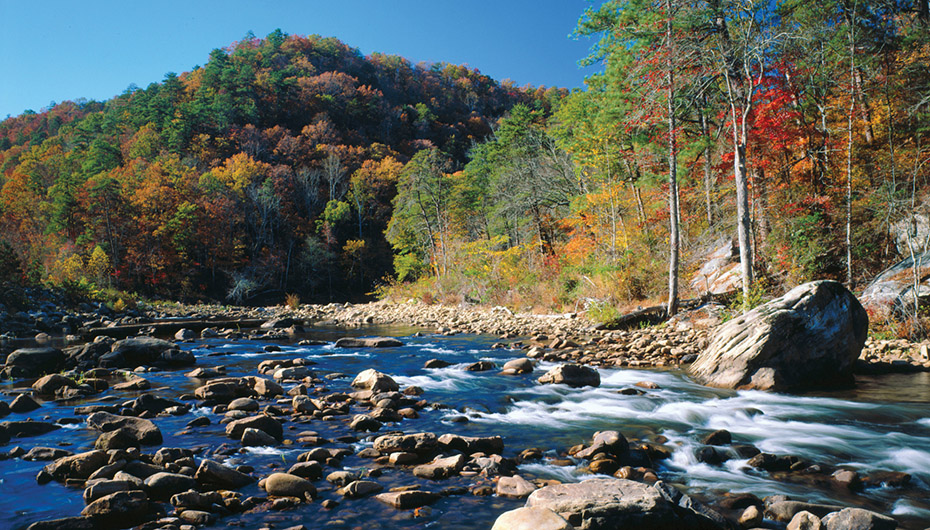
top-left (2, 0), bottom-right (929, 328)
top-left (0, 31), bottom-right (562, 302)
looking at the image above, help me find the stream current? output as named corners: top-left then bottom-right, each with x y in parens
top-left (1, 326), bottom-right (928, 529)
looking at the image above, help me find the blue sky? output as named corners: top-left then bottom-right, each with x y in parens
top-left (0, 0), bottom-right (600, 118)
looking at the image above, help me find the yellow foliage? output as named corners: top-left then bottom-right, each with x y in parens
top-left (212, 152), bottom-right (271, 194)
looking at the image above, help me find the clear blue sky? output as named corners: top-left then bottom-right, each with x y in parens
top-left (0, 0), bottom-right (600, 118)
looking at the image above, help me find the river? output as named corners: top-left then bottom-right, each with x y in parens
top-left (2, 326), bottom-right (928, 529)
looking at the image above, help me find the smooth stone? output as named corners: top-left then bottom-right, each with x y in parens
top-left (496, 475), bottom-right (537, 498)
top-left (491, 507), bottom-right (574, 530)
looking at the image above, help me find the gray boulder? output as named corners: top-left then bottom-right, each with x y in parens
top-left (538, 364), bottom-right (600, 388)
top-left (491, 507), bottom-right (573, 530)
top-left (351, 368), bottom-right (399, 392)
top-left (690, 281), bottom-right (868, 391)
top-left (225, 414), bottom-right (283, 441)
top-left (525, 478), bottom-right (718, 530)
top-left (4, 347), bottom-right (64, 378)
top-left (822, 508), bottom-right (897, 530)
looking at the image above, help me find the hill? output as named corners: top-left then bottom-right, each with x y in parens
top-left (0, 31), bottom-right (564, 302)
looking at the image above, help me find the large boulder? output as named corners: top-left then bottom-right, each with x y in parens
top-left (525, 478), bottom-right (682, 530)
top-left (538, 364), bottom-right (600, 388)
top-left (351, 369), bottom-right (399, 392)
top-left (492, 507), bottom-right (574, 530)
top-left (86, 412), bottom-right (163, 446)
top-left (99, 337), bottom-right (193, 369)
top-left (858, 251), bottom-right (930, 320)
top-left (3, 347), bottom-right (65, 378)
top-left (225, 414), bottom-right (283, 441)
top-left (690, 281), bottom-right (868, 391)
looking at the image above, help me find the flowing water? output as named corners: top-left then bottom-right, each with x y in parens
top-left (2, 327), bottom-right (929, 529)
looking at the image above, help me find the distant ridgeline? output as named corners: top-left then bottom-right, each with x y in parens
top-left (0, 30), bottom-right (564, 302)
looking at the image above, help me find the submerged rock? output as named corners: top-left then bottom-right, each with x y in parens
top-left (690, 281), bottom-right (868, 391)
top-left (334, 337), bottom-right (403, 348)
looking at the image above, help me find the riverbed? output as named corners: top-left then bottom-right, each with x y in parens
top-left (2, 326), bottom-right (929, 529)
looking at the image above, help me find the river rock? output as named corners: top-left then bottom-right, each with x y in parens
top-left (335, 337), bottom-right (403, 348)
top-left (349, 414), bottom-right (382, 432)
top-left (241, 427), bottom-right (278, 446)
top-left (26, 517), bottom-right (95, 530)
top-left (264, 472), bottom-right (316, 499)
top-left (225, 414), bottom-right (283, 441)
top-left (227, 397), bottom-right (259, 411)
top-left (502, 358), bottom-right (535, 374)
top-left (526, 478), bottom-right (679, 529)
top-left (575, 430), bottom-right (629, 460)
top-left (179, 510), bottom-right (215, 525)
top-left (766, 501), bottom-right (847, 522)
top-left (143, 472), bottom-right (197, 500)
top-left (339, 479), bottom-right (383, 498)
top-left (491, 507), bottom-right (574, 530)
top-left (44, 450), bottom-right (109, 481)
top-left (375, 490), bottom-right (441, 509)
top-left (821, 508), bottom-right (896, 530)
top-left (351, 369), bottom-right (399, 392)
top-left (86, 412), bottom-right (163, 445)
top-left (23, 447), bottom-right (73, 461)
top-left (496, 475), bottom-right (537, 498)
top-left (3, 347), bottom-right (65, 378)
top-left (84, 479), bottom-right (138, 504)
top-left (690, 281), bottom-right (868, 391)
top-left (100, 336), bottom-right (192, 368)
top-left (32, 374), bottom-right (78, 395)
top-left (789, 511), bottom-right (823, 530)
top-left (81, 490), bottom-right (152, 525)
top-left (538, 364), bottom-right (600, 388)
top-left (374, 432), bottom-right (438, 456)
top-left (195, 459), bottom-right (253, 489)
top-left (10, 394), bottom-right (40, 412)
top-left (287, 461), bottom-right (323, 480)
top-left (95, 428), bottom-right (140, 450)
top-left (413, 454), bottom-right (466, 479)
top-left (2, 420), bottom-right (61, 437)
top-left (438, 433), bottom-right (504, 455)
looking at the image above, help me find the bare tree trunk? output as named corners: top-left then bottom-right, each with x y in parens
top-left (700, 106), bottom-right (714, 227)
top-left (666, 0), bottom-right (680, 317)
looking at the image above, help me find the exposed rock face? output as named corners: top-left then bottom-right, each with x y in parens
top-left (690, 239), bottom-right (742, 295)
top-left (690, 281), bottom-right (868, 391)
top-left (859, 251), bottom-right (930, 320)
top-left (537, 364), bottom-right (600, 388)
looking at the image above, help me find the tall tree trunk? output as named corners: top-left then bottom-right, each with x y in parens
top-left (666, 0), bottom-right (680, 317)
top-left (700, 106), bottom-right (714, 227)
